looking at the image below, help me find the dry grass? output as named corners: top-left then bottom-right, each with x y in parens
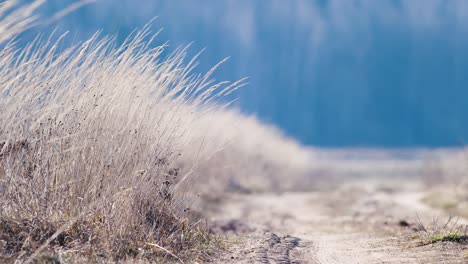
top-left (415, 149), bottom-right (468, 258)
top-left (0, 1), bottom-right (230, 262)
top-left (176, 109), bottom-right (313, 197)
top-left (0, 1), bottom-right (312, 263)
top-left (411, 216), bottom-right (468, 246)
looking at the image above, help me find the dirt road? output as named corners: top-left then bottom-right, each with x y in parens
top-left (208, 152), bottom-right (468, 263)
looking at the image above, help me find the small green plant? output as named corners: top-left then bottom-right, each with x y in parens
top-left (428, 233), bottom-right (468, 244)
top-left (414, 216), bottom-right (468, 246)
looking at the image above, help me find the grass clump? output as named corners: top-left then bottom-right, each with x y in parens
top-left (413, 216), bottom-right (468, 246)
top-left (0, 1), bottom-right (237, 262)
top-left (0, 1), bottom-right (313, 262)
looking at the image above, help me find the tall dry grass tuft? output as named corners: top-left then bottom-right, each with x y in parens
top-left (0, 1), bottom-right (243, 262)
top-left (0, 1), bottom-right (313, 262)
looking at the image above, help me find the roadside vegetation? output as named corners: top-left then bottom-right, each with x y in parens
top-left (409, 216), bottom-right (468, 246)
top-left (0, 1), bottom-right (311, 263)
top-left (406, 149), bottom-right (468, 256)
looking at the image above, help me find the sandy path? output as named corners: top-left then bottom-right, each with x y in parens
top-left (209, 177), bottom-right (468, 263)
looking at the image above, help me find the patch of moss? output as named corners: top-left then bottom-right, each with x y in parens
top-left (428, 233), bottom-right (468, 244)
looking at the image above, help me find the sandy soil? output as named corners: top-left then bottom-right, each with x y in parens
top-left (207, 151), bottom-right (468, 264)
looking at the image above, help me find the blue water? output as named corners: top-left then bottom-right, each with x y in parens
top-left (16, 0), bottom-right (468, 147)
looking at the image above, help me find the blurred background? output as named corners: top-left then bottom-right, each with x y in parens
top-left (19, 0), bottom-right (468, 148)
